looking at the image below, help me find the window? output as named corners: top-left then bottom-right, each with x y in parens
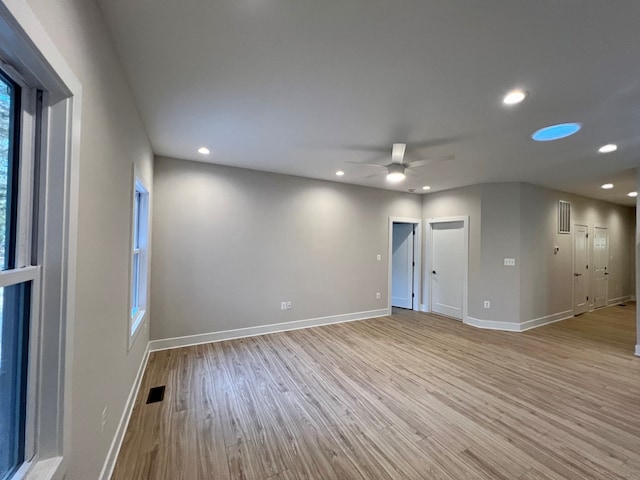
top-left (0, 68), bottom-right (39, 479)
top-left (0, 3), bottom-right (82, 478)
top-left (130, 179), bottom-right (148, 342)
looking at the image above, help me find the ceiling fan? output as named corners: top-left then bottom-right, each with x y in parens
top-left (347, 143), bottom-right (454, 183)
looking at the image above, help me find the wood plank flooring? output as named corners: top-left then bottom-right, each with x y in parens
top-left (112, 304), bottom-right (640, 479)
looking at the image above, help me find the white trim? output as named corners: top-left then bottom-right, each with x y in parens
top-left (0, 1), bottom-right (82, 479)
top-left (425, 216), bottom-right (469, 321)
top-left (465, 316), bottom-right (521, 332)
top-left (0, 265), bottom-right (40, 287)
top-left (419, 304), bottom-right (428, 312)
top-left (128, 177), bottom-right (149, 350)
top-left (465, 310), bottom-right (574, 332)
top-left (388, 217), bottom-right (422, 311)
top-left (519, 310), bottom-right (574, 331)
top-left (635, 345), bottom-right (640, 357)
top-left (149, 309), bottom-right (389, 352)
top-left (607, 295), bottom-right (633, 306)
top-left (98, 343), bottom-right (150, 480)
top-left (24, 457), bottom-right (62, 480)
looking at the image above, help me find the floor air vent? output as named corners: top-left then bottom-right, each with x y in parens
top-left (146, 385), bottom-right (166, 404)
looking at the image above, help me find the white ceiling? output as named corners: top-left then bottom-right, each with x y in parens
top-left (98, 0), bottom-right (640, 206)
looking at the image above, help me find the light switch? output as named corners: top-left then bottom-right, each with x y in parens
top-left (504, 258), bottom-right (516, 266)
top-left (376, 254), bottom-right (381, 261)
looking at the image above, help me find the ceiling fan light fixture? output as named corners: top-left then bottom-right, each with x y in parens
top-left (386, 163), bottom-right (406, 182)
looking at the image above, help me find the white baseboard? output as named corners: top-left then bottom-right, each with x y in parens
top-left (99, 342), bottom-right (150, 480)
top-left (607, 295), bottom-right (633, 306)
top-left (635, 345), bottom-right (640, 357)
top-left (148, 309), bottom-right (389, 352)
top-left (519, 310), bottom-right (574, 331)
top-left (465, 316), bottom-right (521, 332)
top-left (465, 310), bottom-right (573, 333)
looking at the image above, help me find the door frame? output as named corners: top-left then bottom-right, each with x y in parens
top-left (426, 216), bottom-right (469, 322)
top-left (572, 223), bottom-right (589, 316)
top-left (388, 217), bottom-right (421, 312)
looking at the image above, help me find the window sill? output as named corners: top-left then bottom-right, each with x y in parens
top-left (22, 457), bottom-right (64, 480)
top-left (128, 309), bottom-right (146, 351)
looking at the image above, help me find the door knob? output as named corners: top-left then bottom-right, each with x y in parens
top-left (432, 270), bottom-right (437, 274)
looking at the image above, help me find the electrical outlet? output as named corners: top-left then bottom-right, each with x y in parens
top-left (484, 300), bottom-right (491, 309)
top-left (280, 302), bottom-right (287, 310)
top-left (376, 292), bottom-right (381, 300)
top-left (286, 301), bottom-right (292, 310)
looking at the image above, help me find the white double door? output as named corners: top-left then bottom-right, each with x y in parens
top-left (593, 227), bottom-right (609, 309)
top-left (573, 224), bottom-right (589, 315)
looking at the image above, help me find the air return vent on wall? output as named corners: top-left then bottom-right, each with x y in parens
top-left (558, 200), bottom-right (571, 234)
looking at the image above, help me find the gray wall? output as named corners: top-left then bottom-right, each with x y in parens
top-left (520, 183), bottom-right (635, 323)
top-left (424, 182), bottom-right (635, 325)
top-left (151, 156), bottom-right (421, 340)
top-left (479, 184), bottom-right (521, 322)
top-left (25, 0), bottom-right (153, 478)
top-left (421, 185), bottom-right (483, 317)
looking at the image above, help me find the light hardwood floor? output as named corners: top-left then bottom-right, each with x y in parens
top-left (112, 304), bottom-right (640, 480)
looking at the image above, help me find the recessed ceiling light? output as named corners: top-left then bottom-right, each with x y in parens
top-left (336, 170), bottom-right (345, 176)
top-left (422, 186), bottom-right (431, 190)
top-left (601, 183), bottom-right (614, 189)
top-left (503, 89), bottom-right (528, 105)
top-left (532, 123), bottom-right (582, 142)
top-left (598, 144), bottom-right (617, 153)
top-left (197, 147), bottom-right (210, 155)
top-left (628, 191), bottom-right (638, 197)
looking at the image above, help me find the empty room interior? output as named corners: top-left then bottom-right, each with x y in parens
top-left (1, 1), bottom-right (639, 479)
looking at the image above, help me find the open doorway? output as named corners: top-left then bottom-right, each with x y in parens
top-left (389, 218), bottom-right (421, 311)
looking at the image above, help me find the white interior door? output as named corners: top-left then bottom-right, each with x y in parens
top-left (593, 227), bottom-right (609, 309)
top-left (392, 223), bottom-right (414, 309)
top-left (573, 224), bottom-right (589, 315)
top-left (431, 221), bottom-right (464, 320)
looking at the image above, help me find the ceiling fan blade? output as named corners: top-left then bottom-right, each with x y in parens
top-left (339, 145), bottom-right (389, 153)
top-left (365, 172), bottom-right (383, 179)
top-left (408, 136), bottom-right (460, 150)
top-left (391, 143), bottom-right (406, 164)
top-left (406, 154), bottom-right (455, 168)
top-left (344, 161), bottom-right (387, 167)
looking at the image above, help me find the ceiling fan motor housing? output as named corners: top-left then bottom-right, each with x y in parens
top-left (388, 163), bottom-right (405, 175)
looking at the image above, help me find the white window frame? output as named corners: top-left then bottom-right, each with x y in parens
top-left (0, 2), bottom-right (82, 480)
top-left (0, 59), bottom-right (42, 480)
top-left (129, 178), bottom-right (148, 348)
